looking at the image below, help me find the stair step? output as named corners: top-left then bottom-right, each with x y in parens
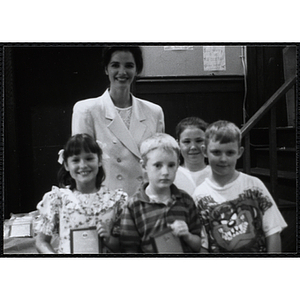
top-left (249, 168), bottom-right (296, 203)
top-left (255, 147), bottom-right (296, 152)
top-left (254, 148), bottom-right (296, 171)
top-left (250, 167), bottom-right (296, 180)
top-left (250, 126), bottom-right (296, 148)
top-left (277, 199), bottom-right (296, 209)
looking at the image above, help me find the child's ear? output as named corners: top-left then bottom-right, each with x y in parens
top-left (64, 162), bottom-right (69, 171)
top-left (201, 145), bottom-right (208, 157)
top-left (238, 146), bottom-right (244, 158)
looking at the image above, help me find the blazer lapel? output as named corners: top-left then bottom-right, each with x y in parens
top-left (104, 91), bottom-right (141, 159)
top-left (130, 95), bottom-right (147, 145)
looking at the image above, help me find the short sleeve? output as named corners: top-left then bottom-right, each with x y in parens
top-left (35, 186), bottom-right (62, 236)
top-left (255, 180), bottom-right (288, 237)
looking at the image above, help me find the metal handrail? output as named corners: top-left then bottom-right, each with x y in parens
top-left (241, 76), bottom-right (296, 137)
top-left (240, 75), bottom-right (296, 203)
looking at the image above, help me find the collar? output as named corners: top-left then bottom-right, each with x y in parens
top-left (103, 89), bottom-right (146, 122)
top-left (138, 183), bottom-right (182, 204)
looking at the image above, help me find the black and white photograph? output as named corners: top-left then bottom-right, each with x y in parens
top-left (2, 43), bottom-right (297, 256)
top-left (0, 2), bottom-right (299, 300)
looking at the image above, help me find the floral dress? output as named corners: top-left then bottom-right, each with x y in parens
top-left (35, 186), bottom-right (127, 254)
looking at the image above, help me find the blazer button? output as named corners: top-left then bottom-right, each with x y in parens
top-left (137, 176), bottom-right (143, 182)
top-left (117, 158), bottom-right (121, 163)
top-left (117, 175), bottom-right (123, 180)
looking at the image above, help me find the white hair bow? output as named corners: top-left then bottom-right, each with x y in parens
top-left (58, 149), bottom-right (64, 164)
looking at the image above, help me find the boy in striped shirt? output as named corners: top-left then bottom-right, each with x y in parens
top-left (120, 133), bottom-right (201, 253)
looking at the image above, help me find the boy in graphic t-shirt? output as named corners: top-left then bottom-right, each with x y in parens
top-left (193, 120), bottom-right (287, 253)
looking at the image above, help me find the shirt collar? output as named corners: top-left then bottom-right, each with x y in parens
top-left (139, 183), bottom-right (182, 204)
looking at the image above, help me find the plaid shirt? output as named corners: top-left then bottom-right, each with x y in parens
top-left (120, 183), bottom-right (201, 253)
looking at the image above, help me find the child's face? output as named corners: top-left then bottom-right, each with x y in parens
top-left (64, 150), bottom-right (101, 191)
top-left (143, 148), bottom-right (179, 192)
top-left (178, 126), bottom-right (205, 165)
top-left (204, 140), bottom-right (243, 181)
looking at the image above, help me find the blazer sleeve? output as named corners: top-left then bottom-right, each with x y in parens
top-left (71, 101), bottom-right (95, 138)
top-left (157, 106), bottom-right (165, 133)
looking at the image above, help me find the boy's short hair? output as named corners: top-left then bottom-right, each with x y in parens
top-left (205, 120), bottom-right (242, 147)
top-left (140, 133), bottom-right (180, 164)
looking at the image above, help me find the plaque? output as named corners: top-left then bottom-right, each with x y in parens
top-left (70, 227), bottom-right (102, 254)
top-left (151, 228), bottom-right (184, 253)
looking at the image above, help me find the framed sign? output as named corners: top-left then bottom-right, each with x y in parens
top-left (151, 228), bottom-right (184, 254)
top-left (9, 223), bottom-right (32, 238)
top-left (70, 227), bottom-right (102, 254)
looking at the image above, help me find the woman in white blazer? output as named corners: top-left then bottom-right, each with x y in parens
top-left (72, 46), bottom-right (165, 196)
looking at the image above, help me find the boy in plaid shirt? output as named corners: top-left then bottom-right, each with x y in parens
top-left (120, 133), bottom-right (201, 253)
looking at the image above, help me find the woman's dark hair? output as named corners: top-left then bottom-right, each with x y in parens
top-left (102, 45), bottom-right (144, 74)
top-left (175, 116), bottom-right (208, 141)
top-left (57, 134), bottom-right (105, 190)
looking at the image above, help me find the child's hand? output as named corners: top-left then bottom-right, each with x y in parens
top-left (96, 223), bottom-right (111, 243)
top-left (97, 222), bottom-right (120, 252)
top-left (169, 220), bottom-right (201, 252)
top-left (168, 220), bottom-right (189, 238)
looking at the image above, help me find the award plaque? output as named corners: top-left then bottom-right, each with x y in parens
top-left (151, 228), bottom-right (184, 253)
top-left (70, 227), bottom-right (102, 254)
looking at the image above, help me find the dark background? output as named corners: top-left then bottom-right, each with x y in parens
top-left (4, 45), bottom-right (288, 219)
top-left (5, 46), bottom-right (108, 217)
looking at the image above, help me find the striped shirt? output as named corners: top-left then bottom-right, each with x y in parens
top-left (120, 183), bottom-right (201, 253)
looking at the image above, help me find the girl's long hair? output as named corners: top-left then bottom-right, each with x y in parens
top-left (57, 134), bottom-right (105, 190)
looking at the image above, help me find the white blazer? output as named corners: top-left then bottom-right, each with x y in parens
top-left (72, 89), bottom-right (165, 196)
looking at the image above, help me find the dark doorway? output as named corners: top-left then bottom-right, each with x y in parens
top-left (4, 46), bottom-right (108, 218)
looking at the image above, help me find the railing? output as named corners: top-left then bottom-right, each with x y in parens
top-left (240, 75), bottom-right (296, 203)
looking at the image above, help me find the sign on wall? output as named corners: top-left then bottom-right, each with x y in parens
top-left (203, 46), bottom-right (226, 71)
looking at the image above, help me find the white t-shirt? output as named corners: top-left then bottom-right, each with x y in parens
top-left (174, 165), bottom-right (211, 196)
top-left (193, 172), bottom-right (287, 252)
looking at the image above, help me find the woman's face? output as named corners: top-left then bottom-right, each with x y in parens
top-left (105, 51), bottom-right (137, 90)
